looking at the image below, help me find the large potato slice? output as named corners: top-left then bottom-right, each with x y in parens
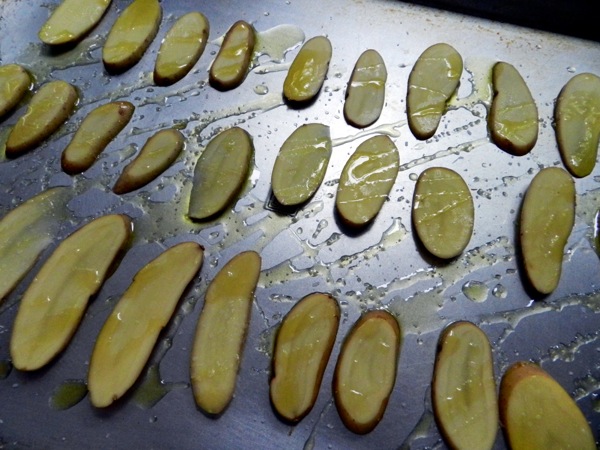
top-left (209, 20), bottom-right (255, 91)
top-left (0, 64), bottom-right (32, 119)
top-left (283, 36), bottom-right (332, 103)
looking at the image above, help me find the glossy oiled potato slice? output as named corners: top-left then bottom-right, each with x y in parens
top-left (271, 123), bottom-right (331, 206)
top-left (0, 64), bottom-right (31, 119)
top-left (88, 242), bottom-right (203, 408)
top-left (555, 72), bottom-right (600, 178)
top-left (191, 251), bottom-right (261, 415)
top-left (407, 43), bottom-right (463, 140)
top-left (412, 167), bottom-right (474, 259)
top-left (270, 292), bottom-right (340, 423)
top-left (209, 20), bottom-right (255, 91)
top-left (500, 362), bottom-right (596, 450)
top-left (10, 214), bottom-right (132, 371)
top-left (520, 167), bottom-right (575, 294)
top-left (283, 36), bottom-right (332, 103)
top-left (432, 321), bottom-right (498, 450)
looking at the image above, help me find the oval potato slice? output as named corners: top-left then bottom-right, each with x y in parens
top-left (283, 36), bottom-right (332, 103)
top-left (270, 292), bottom-right (340, 423)
top-left (209, 20), bottom-right (255, 91)
top-left (0, 64), bottom-right (32, 119)
top-left (10, 214), bottom-right (132, 371)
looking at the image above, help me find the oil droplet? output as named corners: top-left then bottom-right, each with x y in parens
top-left (409, 173), bottom-right (418, 181)
top-left (254, 84), bottom-right (269, 95)
top-left (133, 365), bottom-right (178, 409)
top-left (594, 209), bottom-right (600, 257)
top-left (567, 66), bottom-right (577, 73)
top-left (49, 380), bottom-right (88, 410)
top-left (492, 283), bottom-right (507, 299)
top-left (462, 280), bottom-right (488, 302)
top-left (0, 360), bottom-right (12, 379)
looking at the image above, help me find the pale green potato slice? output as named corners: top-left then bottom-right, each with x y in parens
top-left (283, 36), bottom-right (332, 103)
top-left (270, 292), bottom-right (340, 423)
top-left (188, 127), bottom-right (253, 220)
top-left (520, 167), bottom-right (575, 294)
top-left (500, 362), bottom-right (596, 450)
top-left (102, 0), bottom-right (162, 73)
top-left (154, 12), bottom-right (209, 86)
top-left (407, 43), bottom-right (463, 140)
top-left (10, 214), bottom-right (132, 371)
top-left (335, 135), bottom-right (399, 227)
top-left (344, 49), bottom-right (387, 128)
top-left (61, 101), bottom-right (134, 174)
top-left (412, 167), bottom-right (474, 259)
top-left (191, 251), bottom-right (261, 415)
top-left (5, 80), bottom-right (78, 157)
top-left (113, 128), bottom-right (184, 194)
top-left (209, 20), bottom-right (255, 91)
top-left (38, 0), bottom-right (111, 46)
top-left (555, 72), bottom-right (600, 178)
top-left (0, 64), bottom-right (32, 119)
top-left (432, 321), bottom-right (498, 450)
top-left (271, 123), bottom-right (331, 206)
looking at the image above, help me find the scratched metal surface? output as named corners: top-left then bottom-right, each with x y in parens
top-left (0, 1), bottom-right (599, 449)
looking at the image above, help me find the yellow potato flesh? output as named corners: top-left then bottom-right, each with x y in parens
top-left (209, 20), bottom-right (255, 90)
top-left (38, 0), bottom-right (111, 45)
top-left (283, 36), bottom-right (332, 102)
top-left (0, 64), bottom-right (31, 119)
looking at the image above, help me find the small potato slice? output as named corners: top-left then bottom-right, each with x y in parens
top-left (283, 36), bottom-right (332, 103)
top-left (102, 0), bottom-right (162, 73)
top-left (520, 167), bottom-right (575, 294)
top-left (333, 310), bottom-right (401, 434)
top-left (432, 321), bottom-right (498, 450)
top-left (38, 0), bottom-right (111, 46)
top-left (489, 62), bottom-right (539, 156)
top-left (407, 43), bottom-right (463, 140)
top-left (270, 292), bottom-right (340, 423)
top-left (344, 49), bottom-right (387, 128)
top-left (10, 214), bottom-right (132, 371)
top-left (113, 128), bottom-right (184, 194)
top-left (188, 127), bottom-right (253, 221)
top-left (412, 167), bottom-right (474, 259)
top-left (209, 20), bottom-right (255, 91)
top-left (499, 361), bottom-right (596, 450)
top-left (271, 123), bottom-right (331, 206)
top-left (335, 135), bottom-right (399, 227)
top-left (88, 241), bottom-right (204, 408)
top-left (154, 12), bottom-right (210, 86)
top-left (0, 64), bottom-right (32, 119)
top-left (61, 101), bottom-right (134, 175)
top-left (5, 80), bottom-right (78, 157)
top-left (555, 72), bottom-right (600, 178)
top-left (190, 251), bottom-right (261, 415)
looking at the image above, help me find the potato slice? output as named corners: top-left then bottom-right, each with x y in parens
top-left (520, 167), bottom-right (575, 294)
top-left (38, 0), bottom-right (111, 46)
top-left (10, 214), bottom-right (132, 371)
top-left (102, 0), bottom-right (162, 73)
top-left (5, 80), bottom-right (78, 157)
top-left (61, 101), bottom-right (134, 175)
top-left (499, 362), bottom-right (596, 450)
top-left (88, 242), bottom-right (204, 408)
top-left (407, 43), bottom-right (463, 140)
top-left (113, 128), bottom-right (184, 194)
top-left (270, 292), bottom-right (340, 423)
top-left (333, 310), bottom-right (401, 434)
top-left (188, 127), bottom-right (253, 221)
top-left (190, 251), bottom-right (261, 415)
top-left (432, 321), bottom-right (498, 450)
top-left (555, 72), bottom-right (600, 178)
top-left (344, 49), bottom-right (387, 128)
top-left (412, 167), bottom-right (474, 259)
top-left (209, 20), bottom-right (255, 91)
top-left (335, 135), bottom-right (399, 227)
top-left (0, 64), bottom-right (32, 119)
top-left (271, 123), bottom-right (331, 206)
top-left (154, 12), bottom-right (210, 86)
top-left (283, 36), bottom-right (332, 103)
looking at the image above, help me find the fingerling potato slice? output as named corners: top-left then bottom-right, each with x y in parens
top-left (209, 20), bottom-right (255, 91)
top-left (10, 214), bottom-right (132, 371)
top-left (270, 292), bottom-right (340, 423)
top-left (88, 241), bottom-right (204, 408)
top-left (0, 64), bottom-right (32, 119)
top-left (283, 36), bottom-right (332, 103)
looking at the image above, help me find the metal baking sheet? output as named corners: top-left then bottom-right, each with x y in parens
top-left (0, 0), bottom-right (599, 448)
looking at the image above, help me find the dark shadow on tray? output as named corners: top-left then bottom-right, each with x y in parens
top-left (282, 92), bottom-right (320, 111)
top-left (332, 207), bottom-right (376, 239)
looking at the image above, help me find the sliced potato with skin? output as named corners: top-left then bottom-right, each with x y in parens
top-left (61, 101), bottom-right (134, 175)
top-left (335, 135), bottom-right (399, 227)
top-left (500, 361), bottom-right (596, 450)
top-left (209, 20), bottom-right (255, 91)
top-left (271, 123), bottom-right (331, 206)
top-left (432, 321), bottom-right (498, 450)
top-left (0, 64), bottom-right (32, 119)
top-left (333, 310), bottom-right (401, 434)
top-left (188, 127), bottom-right (253, 221)
top-left (555, 72), bottom-right (600, 178)
top-left (270, 292), bottom-right (340, 423)
top-left (407, 43), bottom-right (463, 140)
top-left (283, 36), bottom-right (332, 103)
top-left (113, 128), bottom-right (184, 194)
top-left (5, 80), bottom-right (78, 158)
top-left (520, 167), bottom-right (575, 294)
top-left (190, 251), bottom-right (261, 415)
top-left (412, 167), bottom-right (474, 259)
top-left (88, 241), bottom-right (204, 408)
top-left (10, 214), bottom-right (132, 371)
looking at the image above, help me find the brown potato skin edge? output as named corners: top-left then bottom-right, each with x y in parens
top-left (209, 20), bottom-right (255, 91)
